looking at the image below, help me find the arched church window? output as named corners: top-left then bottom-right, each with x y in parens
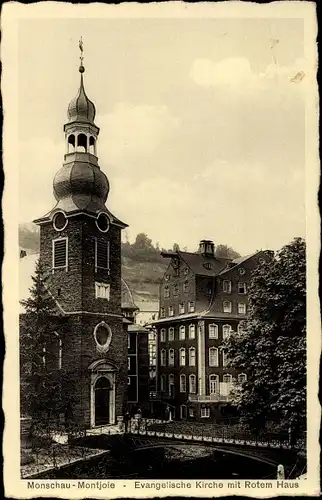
top-left (67, 134), bottom-right (75, 153)
top-left (89, 135), bottom-right (96, 155)
top-left (77, 133), bottom-right (87, 152)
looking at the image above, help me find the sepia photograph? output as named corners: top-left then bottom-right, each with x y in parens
top-left (2, 1), bottom-right (320, 498)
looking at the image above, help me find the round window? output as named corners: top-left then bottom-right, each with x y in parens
top-left (96, 213), bottom-right (110, 233)
top-left (53, 211), bottom-right (68, 231)
top-left (94, 322), bottom-right (112, 350)
top-left (238, 267), bottom-right (245, 275)
top-left (258, 257), bottom-right (266, 265)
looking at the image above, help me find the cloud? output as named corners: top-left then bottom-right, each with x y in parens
top-left (98, 103), bottom-right (180, 165)
top-left (189, 57), bottom-right (309, 93)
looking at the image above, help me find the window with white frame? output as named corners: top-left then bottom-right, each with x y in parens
top-left (95, 238), bottom-right (110, 271)
top-left (53, 238), bottom-right (68, 269)
top-left (238, 303), bottom-right (246, 314)
top-left (189, 347), bottom-right (196, 366)
top-left (160, 307), bottom-right (165, 318)
top-left (189, 374), bottom-right (196, 393)
top-left (189, 324), bottom-right (196, 339)
top-left (160, 374), bottom-right (166, 391)
top-left (183, 281), bottom-right (189, 293)
top-left (238, 282), bottom-right (247, 294)
top-left (128, 357), bottom-right (130, 370)
top-left (209, 347), bottom-right (219, 367)
top-left (180, 374), bottom-right (186, 392)
top-left (223, 301), bottom-right (232, 313)
top-left (180, 348), bottom-right (186, 366)
top-left (223, 280), bottom-right (231, 293)
top-left (168, 327), bottom-right (175, 341)
top-left (160, 349), bottom-right (166, 366)
top-left (173, 284), bottom-right (179, 297)
top-left (164, 286), bottom-right (170, 298)
top-left (238, 373), bottom-right (247, 384)
top-left (188, 301), bottom-right (195, 312)
top-left (128, 333), bottom-right (131, 348)
top-left (200, 407), bottom-right (211, 418)
top-left (209, 323), bottom-right (218, 339)
top-left (179, 325), bottom-right (185, 340)
top-left (223, 373), bottom-right (232, 384)
top-left (169, 305), bottom-right (174, 317)
top-left (160, 328), bottom-right (166, 342)
top-left (237, 323), bottom-right (245, 334)
top-left (222, 324), bottom-right (231, 340)
top-left (209, 374), bottom-right (219, 394)
top-left (169, 374), bottom-right (174, 395)
top-left (95, 282), bottom-right (110, 300)
top-left (179, 303), bottom-right (185, 314)
top-left (168, 348), bottom-right (175, 366)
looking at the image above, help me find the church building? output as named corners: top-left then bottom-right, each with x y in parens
top-left (21, 50), bottom-right (129, 428)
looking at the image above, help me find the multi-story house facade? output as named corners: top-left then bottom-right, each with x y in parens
top-left (153, 239), bottom-right (273, 422)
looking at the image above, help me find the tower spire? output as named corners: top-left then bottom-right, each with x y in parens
top-left (79, 36), bottom-right (84, 70)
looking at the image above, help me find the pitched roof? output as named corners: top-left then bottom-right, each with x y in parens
top-left (177, 251), bottom-right (231, 277)
top-left (219, 252), bottom-right (258, 275)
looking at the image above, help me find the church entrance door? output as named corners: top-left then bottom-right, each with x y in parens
top-left (94, 376), bottom-right (111, 426)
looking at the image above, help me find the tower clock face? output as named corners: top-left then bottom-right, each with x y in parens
top-left (96, 213), bottom-right (110, 233)
top-left (53, 211), bottom-right (68, 231)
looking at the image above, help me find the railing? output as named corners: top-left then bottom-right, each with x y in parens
top-left (188, 393), bottom-right (231, 402)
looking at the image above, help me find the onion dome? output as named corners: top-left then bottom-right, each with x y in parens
top-left (67, 66), bottom-right (96, 124)
top-left (53, 161), bottom-right (109, 213)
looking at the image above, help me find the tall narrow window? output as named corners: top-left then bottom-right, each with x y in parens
top-left (238, 373), bottom-right (247, 384)
top-left (223, 374), bottom-right (233, 383)
top-left (209, 374), bottom-right (219, 394)
top-left (180, 374), bottom-right (186, 392)
top-left (160, 328), bottom-right (166, 342)
top-left (53, 238), bottom-right (68, 269)
top-left (168, 327), bottom-right (175, 341)
top-left (189, 374), bottom-right (196, 393)
top-left (209, 347), bottom-right (219, 367)
top-left (42, 345), bottom-right (46, 368)
top-left (238, 282), bottom-right (247, 294)
top-left (189, 347), bottom-right (196, 366)
top-left (168, 348), bottom-right (175, 366)
top-left (160, 349), bottom-right (166, 366)
top-left (95, 239), bottom-right (110, 271)
top-left (223, 301), bottom-right (232, 313)
top-left (222, 350), bottom-right (228, 367)
top-left (169, 374), bottom-right (175, 396)
top-left (173, 284), bottom-right (179, 297)
top-left (180, 348), bottom-right (186, 366)
top-left (183, 281), bottom-right (189, 293)
top-left (222, 324), bottom-right (231, 340)
top-left (160, 307), bottom-right (165, 318)
top-left (58, 338), bottom-right (62, 370)
top-left (128, 333), bottom-right (131, 348)
top-left (209, 324), bottom-right (218, 339)
top-left (179, 303), bottom-right (185, 314)
top-left (169, 305), bottom-right (174, 317)
top-left (160, 374), bottom-right (166, 392)
top-left (223, 280), bottom-right (232, 293)
top-left (164, 286), bottom-right (170, 298)
top-left (179, 325), bottom-right (185, 340)
top-left (189, 324), bottom-right (196, 339)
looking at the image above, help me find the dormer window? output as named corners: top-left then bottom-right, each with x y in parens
top-left (184, 267), bottom-right (189, 275)
top-left (223, 280), bottom-right (231, 293)
top-left (203, 262), bottom-right (212, 270)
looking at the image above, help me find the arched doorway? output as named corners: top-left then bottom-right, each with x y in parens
top-left (94, 376), bottom-right (111, 426)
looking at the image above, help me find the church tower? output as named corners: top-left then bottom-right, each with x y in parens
top-left (33, 42), bottom-right (128, 427)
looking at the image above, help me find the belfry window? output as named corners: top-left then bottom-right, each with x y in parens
top-left (67, 134), bottom-right (75, 153)
top-left (95, 239), bottom-right (110, 272)
top-left (77, 133), bottom-right (87, 152)
top-left (89, 135), bottom-right (96, 155)
top-left (53, 238), bottom-right (68, 269)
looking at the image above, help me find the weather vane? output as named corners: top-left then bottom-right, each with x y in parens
top-left (79, 36), bottom-right (84, 66)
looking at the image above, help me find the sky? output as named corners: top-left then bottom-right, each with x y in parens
top-left (18, 17), bottom-right (309, 255)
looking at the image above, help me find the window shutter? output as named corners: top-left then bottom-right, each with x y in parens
top-left (96, 239), bottom-right (109, 270)
top-left (53, 239), bottom-right (67, 268)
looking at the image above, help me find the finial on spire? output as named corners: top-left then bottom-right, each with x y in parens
top-left (79, 37), bottom-right (85, 73)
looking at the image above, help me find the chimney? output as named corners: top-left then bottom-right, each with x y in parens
top-left (199, 240), bottom-right (215, 258)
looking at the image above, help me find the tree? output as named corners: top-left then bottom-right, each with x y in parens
top-left (215, 244), bottom-right (240, 259)
top-left (223, 238), bottom-right (306, 439)
top-left (20, 259), bottom-right (75, 427)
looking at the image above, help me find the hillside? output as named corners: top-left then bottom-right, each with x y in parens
top-left (19, 223), bottom-right (240, 303)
